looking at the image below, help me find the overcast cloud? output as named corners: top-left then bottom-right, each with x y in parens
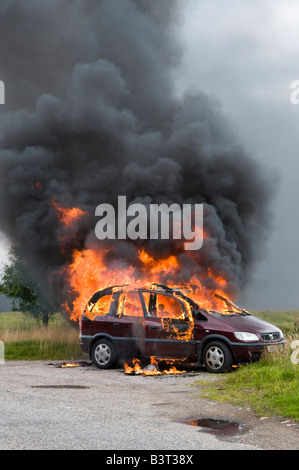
top-left (176, 0), bottom-right (299, 309)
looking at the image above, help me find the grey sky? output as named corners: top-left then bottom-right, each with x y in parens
top-left (175, 0), bottom-right (299, 309)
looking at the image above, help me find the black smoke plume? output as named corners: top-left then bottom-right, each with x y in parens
top-left (0, 0), bottom-right (273, 311)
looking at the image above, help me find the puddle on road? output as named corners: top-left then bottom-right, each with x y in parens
top-left (184, 418), bottom-right (246, 436)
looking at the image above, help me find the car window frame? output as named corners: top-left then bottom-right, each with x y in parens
top-left (112, 289), bottom-right (148, 318)
top-left (140, 289), bottom-right (189, 321)
top-left (86, 291), bottom-right (115, 317)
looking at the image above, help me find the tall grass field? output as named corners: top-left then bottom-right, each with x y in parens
top-left (0, 311), bottom-right (86, 361)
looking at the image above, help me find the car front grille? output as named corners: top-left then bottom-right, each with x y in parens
top-left (261, 332), bottom-right (280, 341)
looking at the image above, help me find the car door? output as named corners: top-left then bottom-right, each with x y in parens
top-left (141, 291), bottom-right (195, 359)
top-left (85, 289), bottom-right (115, 336)
top-left (112, 290), bottom-right (146, 357)
top-left (88, 289), bottom-right (145, 357)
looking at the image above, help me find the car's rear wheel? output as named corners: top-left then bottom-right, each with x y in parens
top-left (91, 339), bottom-right (117, 369)
top-left (203, 341), bottom-right (233, 373)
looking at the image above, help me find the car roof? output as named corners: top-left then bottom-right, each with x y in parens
top-left (88, 283), bottom-right (199, 307)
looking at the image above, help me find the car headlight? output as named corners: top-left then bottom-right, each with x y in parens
top-left (234, 332), bottom-right (259, 342)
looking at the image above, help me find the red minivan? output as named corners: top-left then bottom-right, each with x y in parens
top-left (80, 283), bottom-right (285, 373)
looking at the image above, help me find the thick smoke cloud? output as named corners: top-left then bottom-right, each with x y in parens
top-left (0, 0), bottom-right (273, 308)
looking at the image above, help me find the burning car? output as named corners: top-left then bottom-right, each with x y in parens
top-left (80, 283), bottom-right (285, 373)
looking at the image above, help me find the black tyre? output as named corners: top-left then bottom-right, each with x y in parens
top-left (91, 339), bottom-right (117, 369)
top-left (203, 341), bottom-right (233, 373)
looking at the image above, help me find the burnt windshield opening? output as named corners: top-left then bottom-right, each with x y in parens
top-left (210, 293), bottom-right (250, 316)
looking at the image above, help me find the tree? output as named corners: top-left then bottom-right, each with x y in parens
top-left (0, 249), bottom-right (55, 326)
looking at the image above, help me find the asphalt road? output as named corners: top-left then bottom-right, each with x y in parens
top-left (0, 361), bottom-right (298, 451)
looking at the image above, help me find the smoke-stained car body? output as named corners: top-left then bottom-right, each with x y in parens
top-left (80, 284), bottom-right (285, 373)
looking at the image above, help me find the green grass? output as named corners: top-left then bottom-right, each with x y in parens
top-left (195, 310), bottom-right (299, 421)
top-left (4, 339), bottom-right (83, 361)
top-left (0, 311), bottom-right (71, 330)
top-left (0, 311), bottom-right (87, 361)
top-left (197, 348), bottom-right (299, 420)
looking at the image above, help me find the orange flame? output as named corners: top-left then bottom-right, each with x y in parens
top-left (52, 201), bottom-right (240, 322)
top-left (61, 363), bottom-right (81, 368)
top-left (60, 243), bottom-right (238, 322)
top-left (138, 249), bottom-right (179, 274)
top-left (52, 197), bottom-right (88, 227)
top-left (124, 357), bottom-right (186, 376)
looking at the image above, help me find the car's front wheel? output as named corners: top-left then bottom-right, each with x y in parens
top-left (203, 341), bottom-right (233, 373)
top-left (91, 339), bottom-right (117, 369)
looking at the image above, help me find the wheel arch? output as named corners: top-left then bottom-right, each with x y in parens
top-left (198, 334), bottom-right (235, 363)
top-left (89, 333), bottom-right (115, 358)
